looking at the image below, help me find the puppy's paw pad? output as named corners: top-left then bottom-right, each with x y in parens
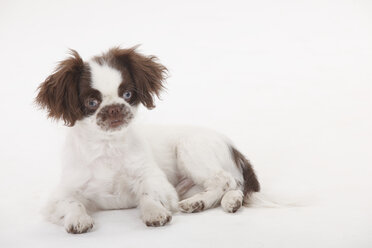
top-left (145, 215), bottom-right (172, 227)
top-left (179, 199), bottom-right (205, 213)
top-left (224, 199), bottom-right (242, 213)
top-left (64, 214), bottom-right (94, 234)
top-left (143, 209), bottom-right (172, 227)
top-left (221, 192), bottom-right (243, 213)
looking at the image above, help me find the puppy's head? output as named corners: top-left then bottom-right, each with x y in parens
top-left (36, 47), bottom-right (166, 132)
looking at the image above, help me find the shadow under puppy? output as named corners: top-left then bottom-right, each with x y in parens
top-left (35, 47), bottom-right (260, 234)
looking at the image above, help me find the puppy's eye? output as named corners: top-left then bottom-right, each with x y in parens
top-left (123, 91), bottom-right (132, 100)
top-left (86, 99), bottom-right (99, 108)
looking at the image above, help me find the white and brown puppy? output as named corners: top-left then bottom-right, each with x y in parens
top-left (36, 47), bottom-right (259, 234)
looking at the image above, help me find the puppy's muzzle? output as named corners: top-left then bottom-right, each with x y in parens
top-left (96, 104), bottom-right (133, 130)
top-left (107, 105), bottom-right (124, 127)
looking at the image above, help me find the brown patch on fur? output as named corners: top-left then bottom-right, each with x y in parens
top-left (96, 103), bottom-right (133, 131)
top-left (145, 215), bottom-right (172, 227)
top-left (179, 200), bottom-right (205, 213)
top-left (93, 46), bottom-right (167, 109)
top-left (36, 46), bottom-right (166, 126)
top-left (66, 223), bottom-right (94, 234)
top-left (231, 200), bottom-right (242, 213)
top-left (35, 50), bottom-right (102, 126)
top-left (35, 50), bottom-right (86, 126)
top-left (191, 201), bottom-right (205, 213)
top-left (230, 146), bottom-right (260, 202)
top-left (79, 77), bottom-right (102, 117)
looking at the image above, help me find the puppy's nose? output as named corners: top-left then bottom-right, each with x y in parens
top-left (108, 105), bottom-right (121, 116)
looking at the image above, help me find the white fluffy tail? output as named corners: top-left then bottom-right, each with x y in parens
top-left (244, 192), bottom-right (307, 208)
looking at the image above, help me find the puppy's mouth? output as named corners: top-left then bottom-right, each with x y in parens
top-left (96, 104), bottom-right (134, 131)
top-left (109, 119), bottom-right (124, 128)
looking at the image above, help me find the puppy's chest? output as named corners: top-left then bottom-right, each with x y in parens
top-left (83, 155), bottom-right (137, 208)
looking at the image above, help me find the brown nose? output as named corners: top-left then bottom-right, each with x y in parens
top-left (108, 105), bottom-right (121, 117)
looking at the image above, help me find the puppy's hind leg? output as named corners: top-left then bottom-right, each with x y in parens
top-left (178, 171), bottom-right (238, 213)
top-left (221, 189), bottom-right (244, 213)
top-left (176, 136), bottom-right (239, 213)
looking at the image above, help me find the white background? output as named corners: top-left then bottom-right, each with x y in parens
top-left (0, 0), bottom-right (371, 247)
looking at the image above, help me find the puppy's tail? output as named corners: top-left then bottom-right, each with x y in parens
top-left (230, 146), bottom-right (260, 205)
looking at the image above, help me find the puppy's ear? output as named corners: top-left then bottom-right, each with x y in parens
top-left (35, 50), bottom-right (84, 126)
top-left (110, 46), bottom-right (167, 109)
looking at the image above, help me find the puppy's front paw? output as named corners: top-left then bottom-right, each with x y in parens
top-left (142, 206), bottom-right (172, 227)
top-left (64, 213), bottom-right (94, 234)
top-left (179, 198), bottom-right (205, 213)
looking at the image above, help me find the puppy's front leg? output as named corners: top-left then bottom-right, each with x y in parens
top-left (44, 196), bottom-right (94, 234)
top-left (137, 169), bottom-right (178, 227)
top-left (140, 194), bottom-right (172, 227)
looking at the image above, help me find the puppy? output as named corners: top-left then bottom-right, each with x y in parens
top-left (36, 47), bottom-right (259, 234)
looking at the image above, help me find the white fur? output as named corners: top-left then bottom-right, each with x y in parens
top-left (43, 62), bottom-right (246, 233)
top-left (90, 61), bottom-right (122, 96)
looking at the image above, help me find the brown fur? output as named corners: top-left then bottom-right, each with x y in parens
top-left (93, 46), bottom-right (167, 109)
top-left (230, 146), bottom-right (260, 204)
top-left (36, 46), bottom-right (167, 126)
top-left (35, 50), bottom-right (87, 126)
top-left (96, 104), bottom-right (134, 131)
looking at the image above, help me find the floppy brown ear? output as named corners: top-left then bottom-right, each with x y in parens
top-left (109, 47), bottom-right (167, 109)
top-left (35, 50), bottom-right (84, 126)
